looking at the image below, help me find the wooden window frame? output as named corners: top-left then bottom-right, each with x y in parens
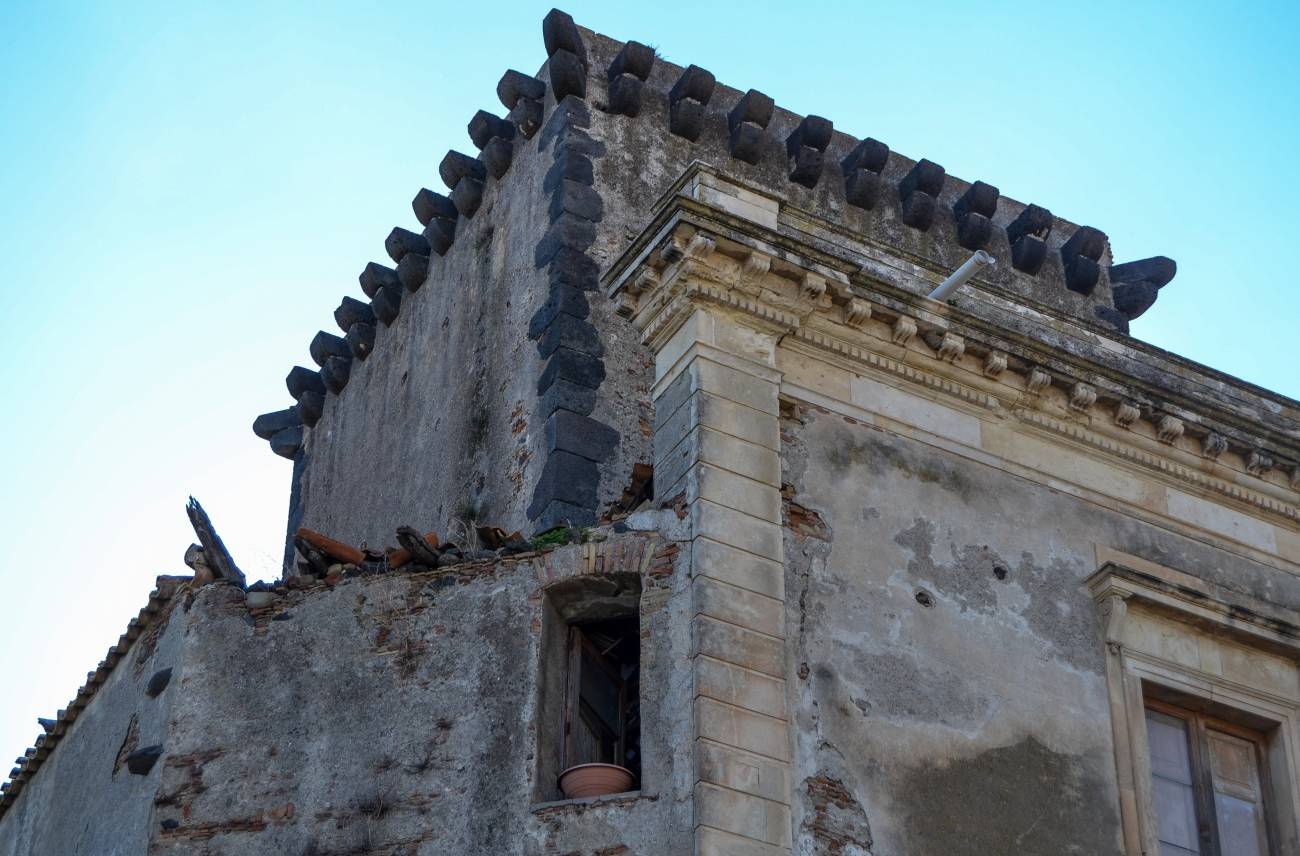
top-left (1145, 696), bottom-right (1278, 854)
top-left (560, 622), bottom-right (638, 773)
top-left (1088, 555), bottom-right (1300, 855)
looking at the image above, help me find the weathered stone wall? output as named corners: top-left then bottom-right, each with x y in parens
top-left (780, 404), bottom-right (1300, 855)
top-left (0, 590), bottom-right (185, 856)
top-left (145, 530), bottom-right (692, 855)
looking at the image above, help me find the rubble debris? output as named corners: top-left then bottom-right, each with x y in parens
top-left (185, 498), bottom-right (245, 588)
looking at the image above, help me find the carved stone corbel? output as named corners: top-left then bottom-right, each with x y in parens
top-left (1026, 367), bottom-right (1052, 395)
top-left (891, 316), bottom-right (917, 346)
top-left (844, 298), bottom-right (872, 330)
top-left (1098, 592), bottom-right (1129, 657)
top-left (1156, 415), bottom-right (1184, 445)
top-left (1069, 382), bottom-right (1097, 412)
top-left (1115, 402), bottom-right (1140, 429)
top-left (983, 350), bottom-right (1007, 378)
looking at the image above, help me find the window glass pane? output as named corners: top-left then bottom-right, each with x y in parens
top-left (1147, 710), bottom-right (1201, 854)
top-left (1208, 729), bottom-right (1267, 856)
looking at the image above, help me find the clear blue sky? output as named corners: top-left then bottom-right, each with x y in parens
top-left (1, 1), bottom-right (1296, 768)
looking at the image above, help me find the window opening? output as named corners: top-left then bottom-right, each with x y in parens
top-left (563, 616), bottom-right (641, 782)
top-left (1146, 700), bottom-right (1273, 856)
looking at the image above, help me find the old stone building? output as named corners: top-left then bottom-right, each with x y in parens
top-left (4, 9), bottom-right (1300, 855)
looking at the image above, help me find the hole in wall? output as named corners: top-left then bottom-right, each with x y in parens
top-left (915, 589), bottom-right (934, 608)
top-left (993, 565), bottom-right (1008, 581)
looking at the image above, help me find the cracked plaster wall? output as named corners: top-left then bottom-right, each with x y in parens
top-left (781, 405), bottom-right (1299, 856)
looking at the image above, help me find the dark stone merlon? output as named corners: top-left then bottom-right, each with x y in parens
top-left (309, 331), bottom-right (351, 367)
top-left (468, 111), bottom-right (515, 149)
top-left (668, 65), bottom-right (716, 142)
top-left (548, 50), bottom-right (586, 102)
top-left (527, 450), bottom-right (599, 527)
top-left (497, 69), bottom-right (546, 108)
top-left (397, 253), bottom-right (429, 292)
top-left (298, 391), bottom-right (324, 427)
top-left (1060, 226), bottom-right (1107, 295)
top-left (370, 285), bottom-right (402, 326)
top-left (499, 68), bottom-right (545, 138)
top-left (1109, 256), bottom-right (1177, 322)
top-left (953, 181), bottom-right (1000, 250)
top-left (842, 137), bottom-right (889, 209)
top-left (542, 8), bottom-right (587, 68)
top-left (346, 322), bottom-right (375, 361)
top-left (411, 188), bottom-right (457, 227)
top-left (439, 151), bottom-right (487, 190)
top-left (334, 296), bottom-right (375, 333)
top-left (607, 41), bottom-right (655, 117)
top-left (439, 151), bottom-right (487, 219)
top-left (271, 426), bottom-right (304, 460)
top-left (358, 262), bottom-right (399, 299)
top-left (252, 407), bottom-right (301, 440)
top-left (785, 115), bottom-right (832, 189)
top-left (320, 355), bottom-right (351, 394)
top-left (286, 365), bottom-right (325, 400)
top-left (727, 89), bottom-right (773, 165)
top-left (451, 175), bottom-right (485, 218)
top-left (898, 159), bottom-right (945, 230)
top-left (481, 138), bottom-right (514, 180)
top-left (384, 227), bottom-right (429, 264)
top-left (1006, 203), bottom-right (1053, 275)
top-left (423, 217), bottom-right (456, 256)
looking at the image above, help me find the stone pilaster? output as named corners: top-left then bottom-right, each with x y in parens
top-left (654, 308), bottom-right (791, 855)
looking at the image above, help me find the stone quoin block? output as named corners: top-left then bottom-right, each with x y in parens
top-left (357, 262), bottom-right (399, 299)
top-left (547, 181), bottom-right (602, 223)
top-left (534, 214), bottom-right (597, 268)
top-left (527, 449), bottom-right (599, 518)
top-left (508, 98), bottom-right (544, 139)
top-left (539, 377), bottom-right (598, 419)
top-left (537, 312), bottom-right (604, 359)
top-left (546, 409), bottom-right (620, 462)
top-left (528, 282), bottom-right (590, 339)
top-left (537, 347), bottom-right (606, 392)
top-left (544, 150), bottom-right (594, 191)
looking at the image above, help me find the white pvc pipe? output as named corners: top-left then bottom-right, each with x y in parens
top-left (928, 250), bottom-right (995, 302)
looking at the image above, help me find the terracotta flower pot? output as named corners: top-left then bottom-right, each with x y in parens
top-left (558, 763), bottom-right (635, 799)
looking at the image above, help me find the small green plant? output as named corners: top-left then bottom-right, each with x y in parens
top-left (530, 527), bottom-right (572, 551)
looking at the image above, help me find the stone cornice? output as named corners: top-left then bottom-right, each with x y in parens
top-left (606, 164), bottom-right (1300, 524)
